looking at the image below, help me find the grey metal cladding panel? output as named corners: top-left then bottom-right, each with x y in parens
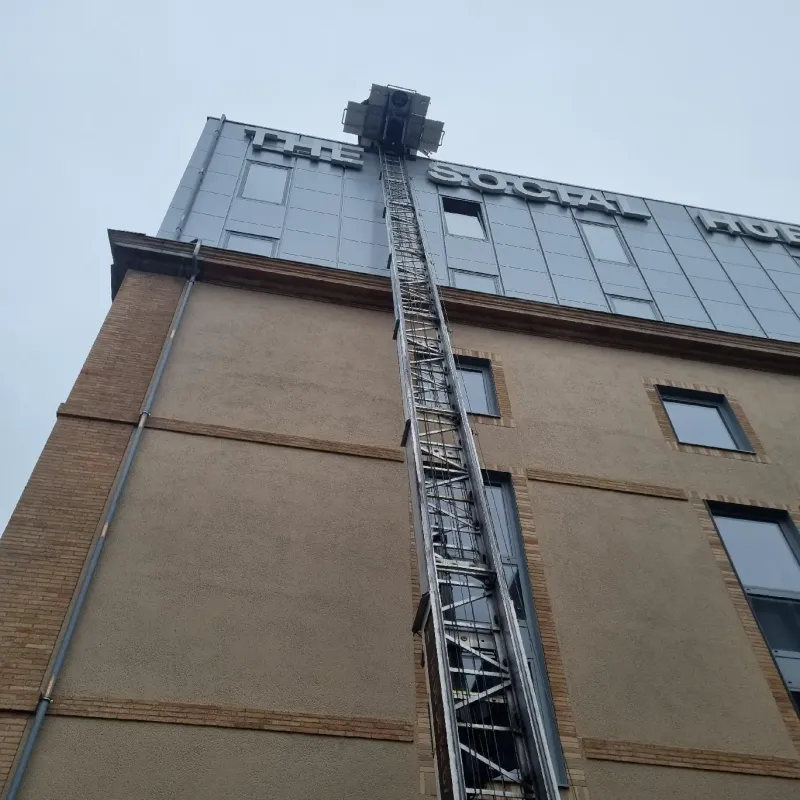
top-left (531, 212), bottom-right (580, 238)
top-left (159, 207), bottom-right (182, 236)
top-left (444, 236), bottom-right (497, 265)
top-left (343, 174), bottom-right (384, 202)
top-left (179, 166), bottom-right (201, 189)
top-left (747, 238), bottom-right (794, 253)
top-left (631, 248), bottom-right (683, 273)
top-left (770, 270), bottom-right (800, 294)
top-left (293, 169), bottom-right (343, 196)
top-left (411, 189), bottom-right (441, 213)
top-left (343, 195), bottom-right (385, 224)
top-left (604, 284), bottom-right (653, 302)
top-left (573, 208), bottom-right (617, 225)
top-left (499, 265), bottom-right (556, 298)
top-left (619, 227), bottom-right (671, 253)
top-left (737, 284), bottom-right (793, 312)
top-left (491, 224), bottom-right (541, 250)
top-left (168, 185), bottom-right (192, 211)
top-left (285, 207), bottom-right (340, 238)
top-left (200, 170), bottom-right (239, 196)
top-left (675, 254), bottom-right (730, 281)
top-left (655, 218), bottom-right (704, 240)
top-left (340, 217), bottom-right (388, 246)
top-left (251, 150), bottom-right (293, 167)
top-left (228, 197), bottom-right (286, 228)
top-left (551, 275), bottom-right (608, 307)
top-left (538, 231), bottom-right (589, 259)
top-left (213, 135), bottom-right (249, 159)
top-left (688, 276), bottom-right (744, 304)
top-left (288, 187), bottom-right (342, 215)
top-left (663, 316), bottom-right (715, 329)
top-left (225, 220), bottom-right (283, 239)
top-left (447, 257), bottom-right (500, 276)
top-left (544, 252), bottom-right (596, 280)
top-left (180, 212), bottom-right (224, 245)
top-left (644, 200), bottom-right (692, 221)
top-left (709, 242), bottom-right (761, 267)
top-left (642, 270), bottom-right (696, 296)
top-left (495, 244), bottom-right (548, 272)
top-left (752, 250), bottom-right (799, 274)
top-left (664, 235), bottom-right (715, 259)
top-left (338, 238), bottom-right (390, 271)
top-left (594, 263), bottom-right (648, 290)
top-left (651, 292), bottom-right (711, 323)
top-left (722, 262), bottom-right (775, 288)
top-left (703, 300), bottom-right (763, 332)
top-left (279, 229), bottom-right (338, 262)
top-left (207, 152), bottom-right (243, 177)
top-left (783, 292), bottom-right (800, 315)
top-left (420, 210), bottom-right (442, 235)
top-left (485, 203), bottom-right (534, 228)
top-left (191, 190), bottom-right (232, 218)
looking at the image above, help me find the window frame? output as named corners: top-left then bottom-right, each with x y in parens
top-left (450, 270), bottom-right (499, 294)
top-left (709, 503), bottom-right (800, 704)
top-left (441, 196), bottom-right (487, 240)
top-left (608, 294), bottom-right (661, 320)
top-left (455, 356), bottom-right (500, 417)
top-left (656, 385), bottom-right (753, 453)
top-left (579, 220), bottom-right (631, 264)
top-left (225, 230), bottom-right (278, 257)
top-left (239, 161), bottom-right (291, 205)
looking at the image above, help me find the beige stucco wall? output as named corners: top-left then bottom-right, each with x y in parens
top-left (529, 482), bottom-right (796, 757)
top-left (20, 718), bottom-right (418, 800)
top-left (153, 283), bottom-right (403, 448)
top-left (584, 759), bottom-right (799, 800)
top-left (58, 429), bottom-right (414, 721)
top-left (453, 323), bottom-right (800, 500)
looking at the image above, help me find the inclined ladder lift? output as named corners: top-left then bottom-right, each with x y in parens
top-left (344, 86), bottom-right (559, 800)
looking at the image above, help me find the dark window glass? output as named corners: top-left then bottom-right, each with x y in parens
top-left (242, 163), bottom-right (289, 203)
top-left (226, 233), bottom-right (277, 257)
top-left (443, 197), bottom-right (485, 239)
top-left (451, 271), bottom-right (498, 293)
top-left (484, 483), bottom-right (515, 560)
top-left (581, 223), bottom-right (629, 263)
top-left (455, 360), bottom-right (497, 416)
top-left (749, 596), bottom-right (800, 653)
top-left (714, 516), bottom-right (800, 593)
top-left (609, 295), bottom-right (658, 320)
top-left (662, 399), bottom-right (737, 449)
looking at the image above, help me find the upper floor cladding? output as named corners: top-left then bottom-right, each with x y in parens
top-left (159, 117), bottom-right (800, 343)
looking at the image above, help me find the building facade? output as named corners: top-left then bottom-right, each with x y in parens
top-left (1, 94), bottom-right (800, 799)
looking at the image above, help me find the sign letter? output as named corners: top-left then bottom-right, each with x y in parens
top-left (427, 163), bottom-right (464, 186)
top-left (778, 225), bottom-right (800, 248)
top-left (696, 211), bottom-right (741, 236)
top-left (467, 170), bottom-right (507, 193)
top-left (512, 178), bottom-right (551, 202)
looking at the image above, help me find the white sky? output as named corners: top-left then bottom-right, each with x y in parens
top-left (1, 0), bottom-right (799, 530)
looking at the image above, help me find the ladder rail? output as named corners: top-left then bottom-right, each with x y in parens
top-left (380, 148), bottom-right (560, 800)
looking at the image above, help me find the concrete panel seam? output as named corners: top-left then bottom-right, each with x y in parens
top-left (582, 737), bottom-right (800, 778)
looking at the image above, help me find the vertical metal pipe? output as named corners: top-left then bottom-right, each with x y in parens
top-left (5, 243), bottom-right (202, 800)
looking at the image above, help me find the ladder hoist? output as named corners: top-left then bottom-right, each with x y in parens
top-left (344, 85), bottom-right (560, 800)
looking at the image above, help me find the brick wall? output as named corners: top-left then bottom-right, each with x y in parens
top-left (0, 270), bottom-right (183, 790)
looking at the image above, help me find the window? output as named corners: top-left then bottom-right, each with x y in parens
top-left (657, 386), bottom-right (752, 451)
top-left (455, 357), bottom-right (498, 416)
top-left (241, 163), bottom-right (289, 204)
top-left (581, 222), bottom-right (629, 263)
top-left (451, 271), bottom-right (498, 294)
top-left (608, 295), bottom-right (659, 320)
top-left (711, 506), bottom-right (800, 709)
top-left (442, 197), bottom-right (486, 239)
top-left (483, 476), bottom-right (568, 786)
top-left (226, 232), bottom-right (277, 257)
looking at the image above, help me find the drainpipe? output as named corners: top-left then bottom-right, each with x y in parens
top-left (5, 241), bottom-right (203, 800)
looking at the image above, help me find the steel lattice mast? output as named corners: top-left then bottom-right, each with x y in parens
top-left (344, 86), bottom-right (559, 800)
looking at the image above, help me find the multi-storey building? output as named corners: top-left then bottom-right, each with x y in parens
top-left (1, 84), bottom-right (799, 800)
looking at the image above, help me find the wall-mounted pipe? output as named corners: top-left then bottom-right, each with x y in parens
top-left (5, 241), bottom-right (203, 800)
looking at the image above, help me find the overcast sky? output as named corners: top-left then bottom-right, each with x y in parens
top-left (1, 0), bottom-right (798, 530)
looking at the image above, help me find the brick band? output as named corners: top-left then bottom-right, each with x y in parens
top-left (582, 737), bottom-right (800, 779)
top-left (525, 467), bottom-right (685, 500)
top-left (51, 697), bottom-right (413, 742)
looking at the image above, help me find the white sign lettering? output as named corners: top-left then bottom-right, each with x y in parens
top-left (245, 127), bottom-right (364, 169)
top-left (696, 211), bottom-right (800, 247)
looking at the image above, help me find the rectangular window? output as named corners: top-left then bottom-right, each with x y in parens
top-left (711, 506), bottom-right (800, 708)
top-left (483, 475), bottom-right (568, 786)
top-left (608, 295), bottom-right (659, 320)
top-left (581, 222), bottom-right (629, 263)
top-left (455, 357), bottom-right (499, 417)
top-left (442, 197), bottom-right (486, 239)
top-left (657, 386), bottom-right (752, 451)
top-left (451, 271), bottom-right (498, 294)
top-left (241, 163), bottom-right (289, 204)
top-left (226, 232), bottom-right (277, 257)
